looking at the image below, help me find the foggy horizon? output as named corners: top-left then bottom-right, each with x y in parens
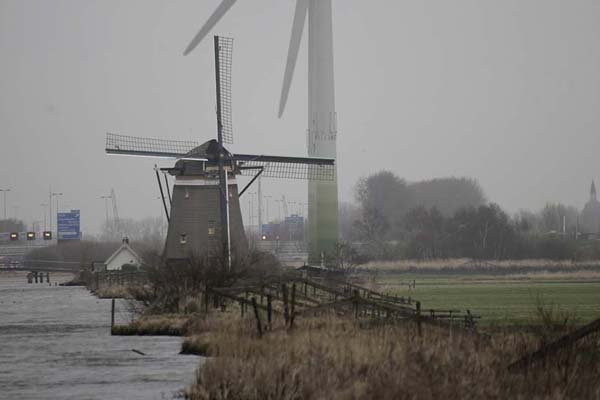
top-left (1, 0), bottom-right (599, 235)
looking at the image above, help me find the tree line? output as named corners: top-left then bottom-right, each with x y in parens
top-left (340, 171), bottom-right (600, 261)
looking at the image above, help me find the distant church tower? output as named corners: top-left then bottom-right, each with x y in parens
top-left (580, 180), bottom-right (600, 234)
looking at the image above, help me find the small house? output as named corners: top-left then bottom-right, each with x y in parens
top-left (104, 238), bottom-right (143, 271)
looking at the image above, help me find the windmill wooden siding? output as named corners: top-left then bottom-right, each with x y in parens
top-left (164, 179), bottom-right (248, 260)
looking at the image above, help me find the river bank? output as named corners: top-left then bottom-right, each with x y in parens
top-left (0, 271), bottom-right (201, 400)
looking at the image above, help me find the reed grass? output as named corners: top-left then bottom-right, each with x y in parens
top-left (94, 285), bottom-right (131, 299)
top-left (111, 314), bottom-right (189, 336)
top-left (184, 311), bottom-right (600, 399)
top-left (360, 258), bottom-right (600, 274)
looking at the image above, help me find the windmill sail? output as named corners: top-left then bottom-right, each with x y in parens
top-left (235, 153), bottom-right (334, 181)
top-left (215, 36), bottom-right (234, 144)
top-left (106, 133), bottom-right (334, 181)
top-left (105, 133), bottom-right (198, 158)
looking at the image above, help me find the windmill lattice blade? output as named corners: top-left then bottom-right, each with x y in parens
top-left (235, 153), bottom-right (335, 181)
top-left (278, 0), bottom-right (308, 118)
top-left (216, 36), bottom-right (234, 144)
top-left (184, 0), bottom-right (237, 56)
top-left (105, 133), bottom-right (198, 158)
top-left (239, 161), bottom-right (334, 181)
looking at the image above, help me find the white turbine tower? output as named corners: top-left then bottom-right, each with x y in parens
top-left (184, 0), bottom-right (339, 264)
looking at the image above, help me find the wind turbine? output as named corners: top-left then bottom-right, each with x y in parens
top-left (184, 0), bottom-right (339, 265)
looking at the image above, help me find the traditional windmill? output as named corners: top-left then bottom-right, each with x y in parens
top-left (184, 0), bottom-right (339, 264)
top-left (105, 36), bottom-right (335, 267)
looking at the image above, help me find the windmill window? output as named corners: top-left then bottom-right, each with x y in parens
top-left (208, 227), bottom-right (215, 236)
top-left (180, 234), bottom-right (187, 244)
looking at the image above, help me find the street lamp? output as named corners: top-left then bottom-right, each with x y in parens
top-left (0, 188), bottom-right (11, 220)
top-left (40, 203), bottom-right (48, 230)
top-left (263, 195), bottom-right (272, 223)
top-left (274, 199), bottom-right (282, 221)
top-left (100, 195), bottom-right (111, 226)
top-left (51, 192), bottom-right (63, 233)
top-left (247, 192), bottom-right (257, 230)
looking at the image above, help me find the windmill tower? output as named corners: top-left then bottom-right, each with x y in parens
top-left (106, 36), bottom-right (335, 265)
top-left (184, 0), bottom-right (339, 264)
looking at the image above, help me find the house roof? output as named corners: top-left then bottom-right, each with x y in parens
top-left (104, 242), bottom-right (143, 266)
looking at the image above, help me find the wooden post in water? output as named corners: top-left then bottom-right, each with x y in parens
top-left (252, 297), bottom-right (262, 337)
top-left (34, 272), bottom-right (38, 284)
top-left (46, 272), bottom-right (50, 283)
top-left (111, 298), bottom-right (116, 329)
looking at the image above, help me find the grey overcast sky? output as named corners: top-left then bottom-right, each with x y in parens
top-left (1, 0), bottom-right (599, 234)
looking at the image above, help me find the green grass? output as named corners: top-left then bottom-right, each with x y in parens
top-left (378, 273), bottom-right (600, 325)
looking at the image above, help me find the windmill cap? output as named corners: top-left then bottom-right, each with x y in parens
top-left (183, 139), bottom-right (232, 161)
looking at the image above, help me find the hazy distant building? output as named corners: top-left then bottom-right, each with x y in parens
top-left (104, 237), bottom-right (142, 271)
top-left (580, 181), bottom-right (600, 234)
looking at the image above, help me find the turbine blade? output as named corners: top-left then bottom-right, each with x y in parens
top-left (183, 0), bottom-right (237, 56)
top-left (278, 0), bottom-right (308, 118)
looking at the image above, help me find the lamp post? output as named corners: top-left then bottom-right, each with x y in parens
top-left (51, 192), bottom-right (63, 234)
top-left (300, 202), bottom-right (308, 218)
top-left (264, 195), bottom-right (272, 224)
top-left (248, 192), bottom-right (257, 232)
top-left (100, 195), bottom-right (111, 226)
top-left (0, 189), bottom-right (11, 220)
top-left (275, 199), bottom-right (282, 222)
top-left (40, 203), bottom-right (48, 230)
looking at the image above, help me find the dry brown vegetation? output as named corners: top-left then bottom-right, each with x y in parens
top-left (359, 258), bottom-right (600, 274)
top-left (94, 285), bottom-right (131, 299)
top-left (111, 314), bottom-right (189, 336)
top-left (184, 311), bottom-right (600, 400)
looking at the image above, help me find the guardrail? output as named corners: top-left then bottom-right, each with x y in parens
top-left (90, 270), bottom-right (147, 292)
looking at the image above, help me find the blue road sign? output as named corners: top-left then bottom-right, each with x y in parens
top-left (57, 210), bottom-right (81, 240)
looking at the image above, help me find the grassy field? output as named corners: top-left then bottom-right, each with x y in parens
top-left (377, 272), bottom-right (600, 326)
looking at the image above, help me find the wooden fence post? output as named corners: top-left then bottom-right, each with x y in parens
top-left (290, 283), bottom-right (296, 329)
top-left (508, 317), bottom-right (600, 372)
top-left (416, 301), bottom-right (422, 337)
top-left (353, 289), bottom-right (359, 319)
top-left (282, 284), bottom-right (290, 325)
top-left (204, 289), bottom-right (209, 313)
top-left (252, 297), bottom-right (263, 337)
top-left (267, 294), bottom-right (272, 329)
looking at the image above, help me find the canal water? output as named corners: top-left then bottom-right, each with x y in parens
top-left (0, 271), bottom-right (202, 400)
